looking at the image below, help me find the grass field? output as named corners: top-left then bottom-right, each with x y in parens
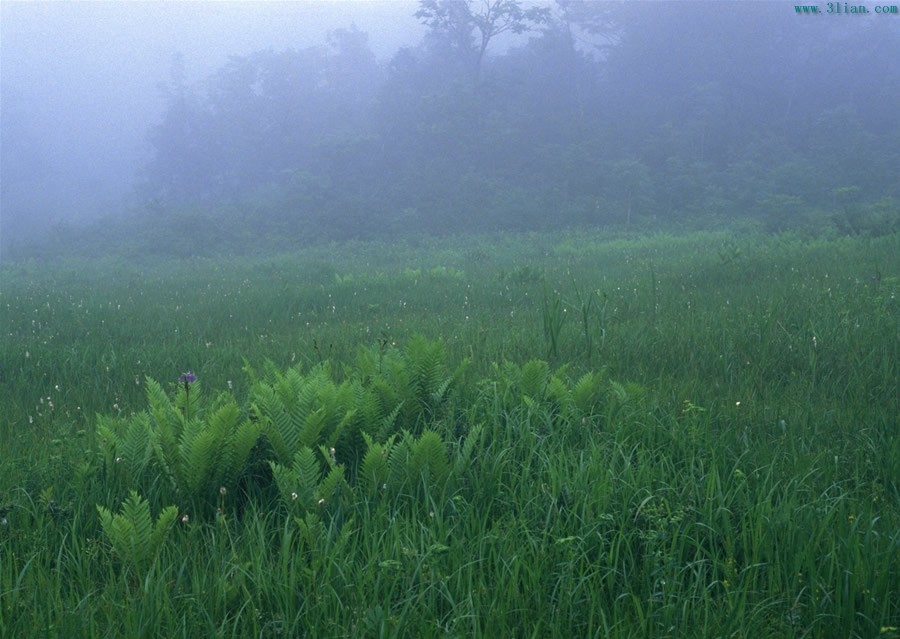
top-left (1, 228), bottom-right (898, 638)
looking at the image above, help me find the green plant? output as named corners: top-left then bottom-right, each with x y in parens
top-left (249, 363), bottom-right (355, 467)
top-left (2, 229), bottom-right (898, 638)
top-left (96, 490), bottom-right (177, 576)
top-left (97, 376), bottom-right (262, 509)
top-left (269, 446), bottom-right (346, 513)
top-left (542, 283), bottom-right (568, 360)
top-left (570, 274), bottom-right (605, 366)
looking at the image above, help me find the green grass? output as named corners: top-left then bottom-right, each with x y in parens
top-left (1, 228), bottom-right (898, 638)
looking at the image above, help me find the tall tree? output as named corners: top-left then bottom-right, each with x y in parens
top-left (415, 0), bottom-right (550, 80)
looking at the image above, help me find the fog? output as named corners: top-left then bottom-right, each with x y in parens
top-left (1, 0), bottom-right (424, 248)
top-left (2, 1), bottom-right (898, 258)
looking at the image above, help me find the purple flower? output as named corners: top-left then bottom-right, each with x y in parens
top-left (179, 371), bottom-right (196, 384)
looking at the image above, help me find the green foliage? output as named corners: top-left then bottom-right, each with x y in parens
top-left (406, 430), bottom-right (452, 495)
top-left (541, 284), bottom-right (567, 360)
top-left (355, 335), bottom-right (469, 433)
top-left (486, 359), bottom-right (634, 429)
top-left (3, 231), bottom-right (898, 638)
top-left (499, 264), bottom-right (543, 284)
top-left (360, 425), bottom-right (482, 502)
top-left (292, 510), bottom-right (355, 577)
top-left (358, 431), bottom-right (396, 498)
top-left (96, 412), bottom-right (153, 486)
top-left (833, 195), bottom-right (900, 237)
top-left (572, 371), bottom-right (606, 416)
top-left (96, 490), bottom-right (177, 575)
top-left (250, 363), bottom-right (355, 466)
top-left (99, 377), bottom-right (262, 508)
top-left (269, 446), bottom-right (347, 514)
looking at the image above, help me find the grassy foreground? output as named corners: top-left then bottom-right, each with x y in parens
top-left (1, 229), bottom-right (898, 638)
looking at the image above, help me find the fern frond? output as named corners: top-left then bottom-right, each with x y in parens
top-left (573, 371), bottom-right (604, 416)
top-left (406, 335), bottom-right (448, 414)
top-left (146, 377), bottom-right (181, 487)
top-left (150, 505), bottom-right (179, 555)
top-left (386, 433), bottom-right (412, 493)
top-left (146, 377), bottom-right (179, 430)
top-left (298, 408), bottom-right (327, 450)
top-left (609, 380), bottom-right (627, 403)
top-left (95, 415), bottom-right (122, 468)
top-left (294, 446), bottom-right (321, 499)
top-left (377, 403), bottom-right (403, 441)
top-left (453, 423), bottom-right (484, 476)
top-left (270, 446), bottom-right (322, 511)
top-left (118, 412), bottom-right (153, 481)
top-left (409, 430), bottom-right (451, 493)
top-left (252, 385), bottom-right (291, 464)
top-left (225, 417), bottom-right (262, 483)
top-left (206, 401), bottom-right (243, 481)
top-left (359, 432), bottom-right (396, 497)
top-left (316, 465), bottom-right (346, 505)
top-left (179, 425), bottom-right (218, 494)
top-left (546, 375), bottom-right (570, 410)
top-left (520, 360), bottom-right (550, 399)
top-left (97, 491), bottom-right (176, 574)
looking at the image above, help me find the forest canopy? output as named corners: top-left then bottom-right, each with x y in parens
top-left (14, 1), bottom-right (900, 257)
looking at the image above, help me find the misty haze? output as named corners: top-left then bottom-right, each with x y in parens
top-left (1, 2), bottom-right (898, 637)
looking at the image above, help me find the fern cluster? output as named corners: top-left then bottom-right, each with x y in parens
top-left (474, 360), bottom-right (649, 445)
top-left (97, 378), bottom-right (260, 511)
top-left (96, 337), bottom-right (469, 515)
top-left (96, 490), bottom-right (177, 577)
top-left (95, 338), bottom-right (639, 527)
top-left (269, 446), bottom-right (346, 514)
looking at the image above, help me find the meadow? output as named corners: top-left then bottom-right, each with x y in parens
top-left (1, 228), bottom-right (898, 638)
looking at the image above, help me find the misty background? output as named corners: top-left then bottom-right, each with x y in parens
top-left (2, 0), bottom-right (898, 258)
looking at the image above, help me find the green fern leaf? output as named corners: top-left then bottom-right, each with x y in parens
top-left (97, 491), bottom-right (176, 573)
top-left (453, 423), bottom-right (484, 476)
top-left (546, 375), bottom-right (570, 408)
top-left (409, 430), bottom-right (451, 494)
top-left (359, 432), bottom-right (396, 497)
top-left (520, 360), bottom-right (550, 399)
top-left (150, 505), bottom-right (179, 555)
top-left (573, 371), bottom-right (604, 416)
top-left (146, 377), bottom-right (178, 429)
top-left (298, 408), bottom-right (327, 450)
top-left (316, 465), bottom-right (345, 505)
top-left (294, 446), bottom-right (321, 498)
top-left (406, 335), bottom-right (448, 415)
top-left (268, 460), bottom-right (297, 506)
top-left (119, 413), bottom-right (153, 480)
top-left (180, 425), bottom-right (218, 494)
top-left (386, 434), bottom-right (412, 492)
top-left (95, 415), bottom-right (122, 468)
top-left (224, 417), bottom-right (262, 483)
top-left (252, 385), bottom-right (291, 464)
top-left (270, 446), bottom-right (322, 510)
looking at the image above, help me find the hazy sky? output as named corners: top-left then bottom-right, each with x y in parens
top-left (1, 0), bottom-right (424, 240)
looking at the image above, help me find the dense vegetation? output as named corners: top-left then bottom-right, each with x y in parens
top-left (2, 2), bottom-right (898, 636)
top-left (6, 1), bottom-right (899, 259)
top-left (1, 229), bottom-right (898, 637)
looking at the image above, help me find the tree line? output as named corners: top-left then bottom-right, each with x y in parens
top-left (141, 0), bottom-right (900, 247)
